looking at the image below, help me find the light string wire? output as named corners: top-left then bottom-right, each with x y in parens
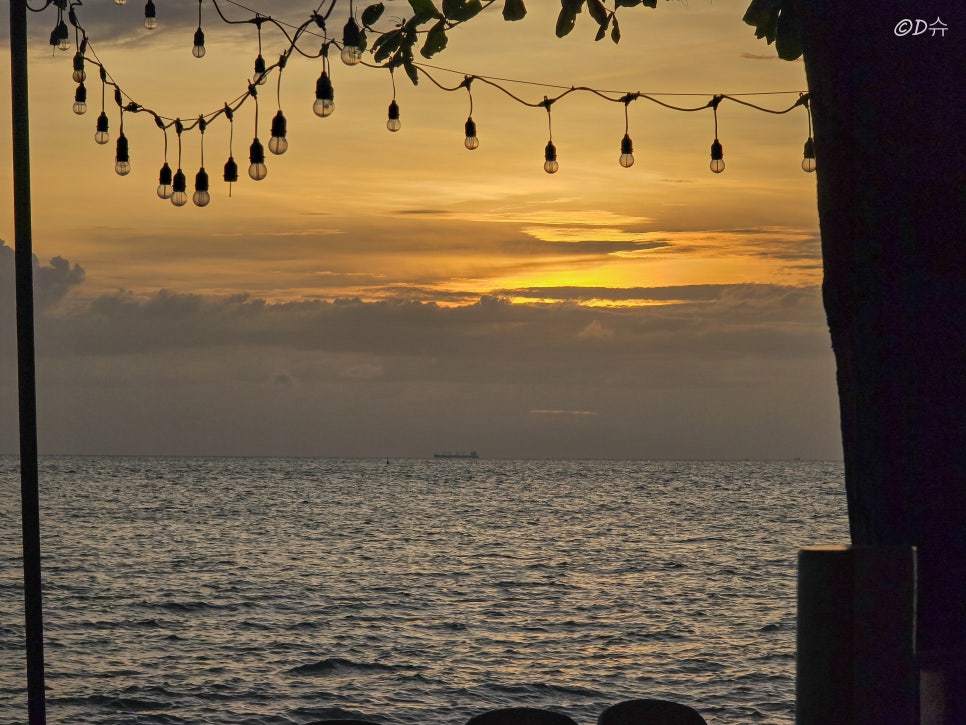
top-left (46, 0), bottom-right (813, 188)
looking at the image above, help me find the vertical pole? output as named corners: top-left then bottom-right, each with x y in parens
top-left (9, 1), bottom-right (48, 723)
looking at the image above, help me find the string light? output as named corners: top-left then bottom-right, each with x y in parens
top-left (386, 69), bottom-right (400, 132)
top-left (223, 103), bottom-right (239, 194)
top-left (144, 0), bottom-right (158, 31)
top-left (463, 78), bottom-right (478, 150)
top-left (155, 116), bottom-right (174, 199)
top-left (115, 0), bottom-right (127, 5)
top-left (314, 68), bottom-right (334, 117)
top-left (50, 9), bottom-right (70, 52)
top-left (115, 111), bottom-right (131, 175)
top-left (57, 1), bottom-right (815, 208)
top-left (193, 1), bottom-right (206, 58)
top-left (801, 94), bottom-right (816, 173)
top-left (72, 83), bottom-right (88, 115)
top-left (709, 95), bottom-right (725, 174)
top-left (341, 16), bottom-right (362, 66)
top-left (542, 97), bottom-right (558, 174)
top-left (193, 117), bottom-right (211, 206)
top-left (72, 52), bottom-right (86, 83)
top-left (172, 120), bottom-right (188, 206)
top-left (248, 85), bottom-right (268, 180)
top-left (619, 95), bottom-right (635, 168)
top-left (268, 54), bottom-right (289, 154)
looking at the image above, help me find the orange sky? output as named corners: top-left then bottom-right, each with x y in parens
top-left (0, 1), bottom-right (840, 459)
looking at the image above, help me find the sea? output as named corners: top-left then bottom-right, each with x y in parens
top-left (0, 456), bottom-right (849, 724)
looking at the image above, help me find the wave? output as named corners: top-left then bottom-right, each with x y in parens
top-left (287, 657), bottom-right (415, 676)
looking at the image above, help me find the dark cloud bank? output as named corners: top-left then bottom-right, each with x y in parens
top-left (0, 242), bottom-right (841, 459)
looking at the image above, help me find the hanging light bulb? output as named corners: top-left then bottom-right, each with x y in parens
top-left (269, 111), bottom-right (288, 155)
top-left (386, 100), bottom-right (401, 132)
top-left (253, 54), bottom-right (268, 85)
top-left (248, 138), bottom-right (267, 180)
top-left (50, 20), bottom-right (70, 51)
top-left (72, 83), bottom-right (88, 115)
top-left (94, 112), bottom-right (110, 144)
top-left (114, 133), bottom-right (131, 176)
top-left (313, 71), bottom-right (334, 117)
top-left (115, 0), bottom-right (127, 4)
top-left (193, 27), bottom-right (206, 58)
top-left (544, 141), bottom-right (558, 174)
top-left (709, 138), bottom-right (725, 173)
top-left (341, 17), bottom-right (362, 66)
top-left (144, 0), bottom-right (158, 30)
top-left (464, 117), bottom-right (479, 150)
top-left (619, 134), bottom-right (635, 168)
top-left (157, 162), bottom-right (174, 199)
top-left (72, 52), bottom-right (86, 83)
top-left (193, 167), bottom-right (211, 207)
top-left (802, 137), bottom-right (816, 173)
top-left (171, 168), bottom-right (188, 206)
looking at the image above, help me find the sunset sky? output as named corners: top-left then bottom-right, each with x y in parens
top-left (0, 0), bottom-right (840, 459)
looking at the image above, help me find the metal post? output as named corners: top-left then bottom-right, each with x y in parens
top-left (9, 1), bottom-right (48, 722)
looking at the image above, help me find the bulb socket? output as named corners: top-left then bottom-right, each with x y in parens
top-left (73, 52), bottom-right (85, 72)
top-left (195, 167), bottom-right (210, 192)
top-left (388, 100), bottom-right (400, 121)
top-left (158, 162), bottom-right (173, 186)
top-left (194, 27), bottom-right (205, 48)
top-left (144, 0), bottom-right (156, 20)
top-left (172, 168), bottom-right (187, 194)
top-left (343, 17), bottom-right (361, 48)
top-left (223, 156), bottom-right (239, 183)
top-left (115, 134), bottom-right (130, 163)
top-left (621, 134), bottom-right (633, 156)
top-left (803, 137), bottom-right (815, 160)
top-left (270, 110), bottom-right (287, 139)
top-left (545, 141), bottom-right (557, 162)
top-left (74, 83), bottom-right (88, 104)
top-left (711, 138), bottom-right (723, 161)
top-left (96, 111), bottom-right (109, 134)
top-left (316, 72), bottom-right (334, 101)
top-left (465, 117), bottom-right (477, 138)
top-left (249, 138), bottom-right (266, 165)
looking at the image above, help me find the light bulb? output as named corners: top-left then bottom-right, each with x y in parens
top-left (268, 110), bottom-right (288, 155)
top-left (387, 100), bottom-right (401, 132)
top-left (52, 21), bottom-right (70, 51)
top-left (144, 0), bottom-right (157, 30)
top-left (544, 141), bottom-right (558, 174)
top-left (464, 117), bottom-right (479, 150)
top-left (72, 53), bottom-right (86, 83)
top-left (114, 134), bottom-right (131, 176)
top-left (619, 133), bottom-right (634, 168)
top-left (115, 0), bottom-right (127, 4)
top-left (73, 83), bottom-right (88, 115)
top-left (94, 112), bottom-right (110, 144)
top-left (192, 28), bottom-right (206, 58)
top-left (802, 137), bottom-right (816, 173)
top-left (253, 54), bottom-right (267, 85)
top-left (193, 167), bottom-right (210, 207)
top-left (313, 72), bottom-right (334, 117)
top-left (341, 18), bottom-right (362, 66)
top-left (341, 45), bottom-right (362, 66)
top-left (710, 139), bottom-right (725, 174)
top-left (171, 169), bottom-right (188, 206)
top-left (248, 138), bottom-right (267, 180)
top-left (157, 162), bottom-right (174, 199)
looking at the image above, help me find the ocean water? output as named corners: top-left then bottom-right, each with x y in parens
top-left (0, 457), bottom-right (849, 724)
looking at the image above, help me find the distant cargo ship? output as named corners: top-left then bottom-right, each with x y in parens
top-left (433, 450), bottom-right (479, 459)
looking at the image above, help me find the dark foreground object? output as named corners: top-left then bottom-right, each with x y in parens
top-left (466, 708), bottom-right (579, 725)
top-left (597, 698), bottom-right (708, 725)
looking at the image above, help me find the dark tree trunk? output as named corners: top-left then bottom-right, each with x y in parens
top-left (797, 0), bottom-right (966, 717)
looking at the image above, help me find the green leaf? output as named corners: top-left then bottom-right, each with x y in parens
top-left (408, 0), bottom-right (442, 24)
top-left (404, 60), bottom-right (419, 86)
top-left (421, 19), bottom-right (448, 57)
top-left (443, 0), bottom-right (484, 22)
top-left (610, 15), bottom-right (621, 42)
top-left (587, 0), bottom-right (608, 26)
top-left (361, 3), bottom-right (385, 28)
top-left (502, 0), bottom-right (527, 21)
top-left (556, 7), bottom-right (578, 37)
top-left (372, 29), bottom-right (402, 62)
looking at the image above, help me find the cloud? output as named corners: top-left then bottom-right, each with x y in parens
top-left (0, 240), bottom-right (85, 311)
